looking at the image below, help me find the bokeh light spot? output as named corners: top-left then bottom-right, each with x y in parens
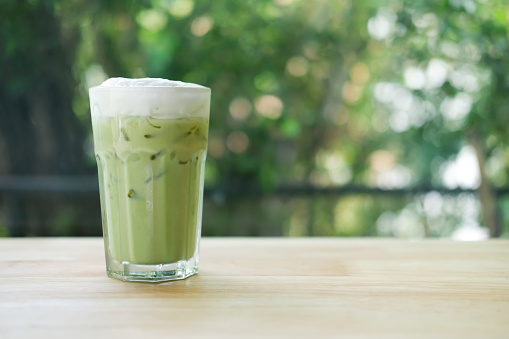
top-left (273, 0), bottom-right (294, 6)
top-left (350, 62), bottom-right (370, 85)
top-left (303, 41), bottom-right (320, 60)
top-left (191, 15), bottom-right (214, 36)
top-left (208, 137), bottom-right (225, 158)
top-left (255, 95), bottom-right (283, 119)
top-left (426, 58), bottom-right (448, 89)
top-left (137, 9), bottom-right (168, 31)
top-left (440, 92), bottom-right (472, 123)
top-left (286, 56), bottom-right (309, 77)
top-left (167, 0), bottom-right (194, 18)
top-left (404, 66), bottom-right (426, 90)
top-left (367, 8), bottom-right (396, 40)
top-left (229, 97), bottom-right (252, 121)
top-left (85, 64), bottom-right (108, 88)
top-left (342, 81), bottom-right (363, 104)
top-left (441, 145), bottom-right (480, 189)
top-left (369, 150), bottom-right (397, 172)
top-left (226, 131), bottom-right (249, 154)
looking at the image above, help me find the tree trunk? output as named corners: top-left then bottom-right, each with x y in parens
top-left (468, 129), bottom-right (501, 237)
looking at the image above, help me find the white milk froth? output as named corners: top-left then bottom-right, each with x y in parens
top-left (89, 77), bottom-right (210, 118)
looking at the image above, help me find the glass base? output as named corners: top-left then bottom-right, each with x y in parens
top-left (106, 256), bottom-right (198, 282)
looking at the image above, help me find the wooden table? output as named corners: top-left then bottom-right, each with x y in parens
top-left (0, 238), bottom-right (508, 338)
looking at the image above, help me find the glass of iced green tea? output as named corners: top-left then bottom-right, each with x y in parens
top-left (89, 78), bottom-right (210, 282)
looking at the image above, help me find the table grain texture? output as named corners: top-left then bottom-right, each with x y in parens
top-left (0, 238), bottom-right (508, 338)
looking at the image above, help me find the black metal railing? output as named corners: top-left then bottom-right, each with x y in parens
top-left (1, 175), bottom-right (507, 237)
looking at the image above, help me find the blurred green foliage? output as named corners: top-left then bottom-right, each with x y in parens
top-left (1, 0), bottom-right (508, 237)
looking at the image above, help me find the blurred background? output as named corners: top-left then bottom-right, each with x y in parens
top-left (1, 0), bottom-right (508, 239)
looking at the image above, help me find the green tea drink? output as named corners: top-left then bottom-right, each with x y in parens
top-left (93, 116), bottom-right (208, 263)
top-left (89, 78), bottom-right (210, 282)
